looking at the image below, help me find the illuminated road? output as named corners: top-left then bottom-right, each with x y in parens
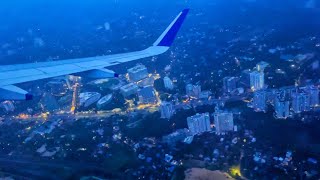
top-left (11, 111), bottom-right (127, 122)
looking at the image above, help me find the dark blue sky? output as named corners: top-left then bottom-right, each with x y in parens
top-left (0, 0), bottom-right (318, 65)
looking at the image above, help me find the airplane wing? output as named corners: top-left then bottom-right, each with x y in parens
top-left (0, 9), bottom-right (189, 100)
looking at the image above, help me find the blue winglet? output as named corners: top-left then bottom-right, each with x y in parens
top-left (153, 9), bottom-right (189, 47)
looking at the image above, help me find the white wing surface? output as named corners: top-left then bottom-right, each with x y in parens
top-left (0, 9), bottom-right (189, 100)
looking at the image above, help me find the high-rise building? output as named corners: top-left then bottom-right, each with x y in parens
top-left (307, 86), bottom-right (319, 107)
top-left (256, 61), bottom-right (270, 72)
top-left (187, 113), bottom-right (211, 135)
top-left (138, 86), bottom-right (158, 104)
top-left (160, 101), bottom-right (175, 119)
top-left (250, 71), bottom-right (264, 91)
top-left (163, 76), bottom-right (174, 90)
top-left (240, 69), bottom-right (252, 87)
top-left (193, 85), bottom-right (201, 98)
top-left (291, 92), bottom-right (301, 114)
top-left (223, 77), bottom-right (237, 93)
top-left (274, 97), bottom-right (290, 119)
top-left (213, 111), bottom-right (234, 134)
top-left (186, 84), bottom-right (201, 98)
top-left (127, 64), bottom-right (148, 82)
top-left (186, 84), bottom-right (193, 96)
top-left (253, 90), bottom-right (267, 112)
top-left (120, 83), bottom-right (139, 97)
top-left (291, 92), bottom-right (310, 113)
top-left (266, 89), bottom-right (278, 105)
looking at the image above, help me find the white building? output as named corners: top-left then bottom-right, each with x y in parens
top-left (213, 111), bottom-right (234, 135)
top-left (223, 77), bottom-right (237, 93)
top-left (256, 61), bottom-right (270, 72)
top-left (193, 85), bottom-right (201, 98)
top-left (79, 92), bottom-right (101, 107)
top-left (138, 86), bottom-right (158, 104)
top-left (186, 84), bottom-right (193, 96)
top-left (307, 86), bottom-right (319, 107)
top-left (137, 77), bottom-right (154, 87)
top-left (187, 113), bottom-right (211, 135)
top-left (160, 101), bottom-right (175, 119)
top-left (186, 84), bottom-right (201, 98)
top-left (127, 64), bottom-right (148, 82)
top-left (163, 76), bottom-right (174, 90)
top-left (291, 92), bottom-right (310, 113)
top-left (250, 71), bottom-right (264, 91)
top-left (274, 97), bottom-right (290, 119)
top-left (253, 90), bottom-right (267, 112)
top-left (120, 83), bottom-right (139, 97)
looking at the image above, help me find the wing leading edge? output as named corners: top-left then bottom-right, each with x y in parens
top-left (0, 9), bottom-right (189, 100)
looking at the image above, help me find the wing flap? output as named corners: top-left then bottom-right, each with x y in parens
top-left (36, 64), bottom-right (83, 74)
top-left (75, 60), bottom-right (115, 68)
top-left (0, 85), bottom-right (32, 100)
top-left (0, 69), bottom-right (44, 80)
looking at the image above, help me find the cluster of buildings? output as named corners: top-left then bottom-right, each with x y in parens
top-left (185, 83), bottom-right (212, 101)
top-left (120, 64), bottom-right (160, 106)
top-left (66, 64), bottom-right (160, 112)
top-left (223, 61), bottom-right (268, 95)
top-left (249, 85), bottom-right (319, 119)
top-left (221, 60), bottom-right (319, 120)
top-left (159, 79), bottom-right (216, 121)
top-left (162, 109), bottom-right (235, 146)
top-left (186, 110), bottom-right (235, 136)
top-left (186, 84), bottom-right (202, 98)
top-left (67, 64), bottom-right (175, 113)
top-left (187, 113), bottom-right (211, 135)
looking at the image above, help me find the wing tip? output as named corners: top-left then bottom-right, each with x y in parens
top-left (153, 8), bottom-right (189, 47)
top-left (182, 8), bottom-right (190, 14)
